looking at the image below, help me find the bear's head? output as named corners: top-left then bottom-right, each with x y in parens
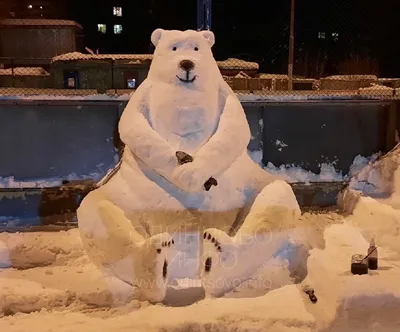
top-left (147, 29), bottom-right (222, 89)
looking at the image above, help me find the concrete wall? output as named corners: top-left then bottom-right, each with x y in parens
top-left (0, 101), bottom-right (122, 180)
top-left (259, 101), bottom-right (394, 174)
top-left (0, 98), bottom-right (397, 228)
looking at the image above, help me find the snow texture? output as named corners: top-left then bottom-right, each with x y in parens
top-left (2, 210), bottom-right (400, 330)
top-left (0, 172), bottom-right (106, 189)
top-left (0, 67), bottom-right (50, 76)
top-left (77, 28), bottom-right (300, 303)
top-left (249, 150), bottom-right (380, 184)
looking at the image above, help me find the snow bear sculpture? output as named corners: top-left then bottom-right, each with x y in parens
top-left (77, 28), bottom-right (301, 303)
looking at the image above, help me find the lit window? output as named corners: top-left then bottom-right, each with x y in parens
top-left (113, 7), bottom-right (122, 16)
top-left (318, 32), bottom-right (325, 39)
top-left (67, 78), bottom-right (76, 88)
top-left (40, 6), bottom-right (43, 9)
top-left (127, 79), bottom-right (136, 89)
top-left (28, 4), bottom-right (33, 9)
top-left (98, 24), bottom-right (106, 33)
top-left (114, 24), bottom-right (122, 34)
top-left (332, 32), bottom-right (339, 41)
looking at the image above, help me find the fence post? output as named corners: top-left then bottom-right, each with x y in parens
top-left (288, 0), bottom-right (295, 91)
top-left (11, 58), bottom-right (15, 88)
top-left (111, 59), bottom-right (116, 95)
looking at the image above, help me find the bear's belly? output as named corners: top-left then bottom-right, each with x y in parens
top-left (104, 153), bottom-right (251, 234)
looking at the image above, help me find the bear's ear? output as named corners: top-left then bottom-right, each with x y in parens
top-left (151, 28), bottom-right (164, 47)
top-left (201, 30), bottom-right (215, 47)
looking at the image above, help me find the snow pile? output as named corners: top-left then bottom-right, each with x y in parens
top-left (350, 144), bottom-right (400, 196)
top-left (51, 52), bottom-right (153, 63)
top-left (2, 211), bottom-right (400, 330)
top-left (359, 84), bottom-right (394, 96)
top-left (0, 171), bottom-right (107, 189)
top-left (261, 152), bottom-right (380, 184)
top-left (0, 67), bottom-right (50, 76)
top-left (0, 229), bottom-right (83, 269)
top-left (324, 75), bottom-right (378, 81)
top-left (303, 223), bottom-right (400, 331)
top-left (217, 58), bottom-right (259, 70)
top-left (248, 149), bottom-right (263, 164)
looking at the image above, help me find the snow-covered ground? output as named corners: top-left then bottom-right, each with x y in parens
top-left (1, 207), bottom-right (399, 331)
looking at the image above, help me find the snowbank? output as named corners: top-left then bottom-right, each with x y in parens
top-left (2, 213), bottom-right (400, 330)
top-left (249, 150), bottom-right (380, 184)
top-left (303, 223), bottom-right (400, 331)
top-left (338, 188), bottom-right (400, 256)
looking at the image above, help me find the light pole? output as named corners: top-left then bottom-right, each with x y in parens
top-left (197, 0), bottom-right (212, 31)
top-left (288, 0), bottom-right (295, 91)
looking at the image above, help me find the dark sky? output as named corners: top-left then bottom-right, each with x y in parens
top-left (66, 0), bottom-right (400, 77)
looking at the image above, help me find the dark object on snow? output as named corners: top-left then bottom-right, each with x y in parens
top-left (204, 177), bottom-right (218, 191)
top-left (351, 254), bottom-right (368, 275)
top-left (366, 239), bottom-right (378, 270)
top-left (176, 151), bottom-right (193, 165)
top-left (175, 151), bottom-right (218, 191)
top-left (302, 285), bottom-right (318, 303)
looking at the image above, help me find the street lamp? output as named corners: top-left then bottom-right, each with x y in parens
top-left (288, 0), bottom-right (295, 91)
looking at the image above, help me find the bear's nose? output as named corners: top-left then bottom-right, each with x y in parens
top-left (179, 60), bottom-right (195, 71)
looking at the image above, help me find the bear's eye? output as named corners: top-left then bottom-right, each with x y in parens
top-left (172, 47), bottom-right (177, 51)
top-left (194, 47), bottom-right (199, 51)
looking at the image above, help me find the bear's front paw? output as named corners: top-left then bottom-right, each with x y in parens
top-left (175, 151), bottom-right (193, 165)
top-left (172, 162), bottom-right (211, 192)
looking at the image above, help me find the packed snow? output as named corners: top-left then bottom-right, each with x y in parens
top-left (0, 67), bottom-right (50, 76)
top-left (1, 208), bottom-right (400, 331)
top-left (248, 149), bottom-right (380, 184)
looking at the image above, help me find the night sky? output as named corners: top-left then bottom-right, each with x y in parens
top-left (64, 0), bottom-right (400, 77)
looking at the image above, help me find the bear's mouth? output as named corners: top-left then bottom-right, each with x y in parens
top-left (176, 73), bottom-right (197, 83)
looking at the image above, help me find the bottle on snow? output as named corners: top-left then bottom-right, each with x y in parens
top-left (367, 238), bottom-right (378, 270)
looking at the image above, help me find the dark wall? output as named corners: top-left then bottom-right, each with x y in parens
top-left (0, 98), bottom-right (396, 229)
top-left (0, 101), bottom-right (121, 180)
top-left (260, 101), bottom-right (390, 174)
top-left (0, 27), bottom-right (78, 59)
top-left (0, 99), bottom-right (392, 181)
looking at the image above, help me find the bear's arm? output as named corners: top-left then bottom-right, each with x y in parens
top-left (194, 90), bottom-right (250, 177)
top-left (119, 81), bottom-right (178, 181)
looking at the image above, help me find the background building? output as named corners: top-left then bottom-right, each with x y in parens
top-left (0, 0), bottom-right (69, 19)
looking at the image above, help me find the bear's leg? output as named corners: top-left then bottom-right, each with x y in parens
top-left (78, 191), bottom-right (175, 303)
top-left (201, 180), bottom-right (301, 297)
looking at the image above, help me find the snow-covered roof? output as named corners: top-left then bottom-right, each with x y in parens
top-left (51, 53), bottom-right (259, 70)
top-left (217, 58), bottom-right (259, 70)
top-left (0, 19), bottom-right (82, 29)
top-left (259, 74), bottom-right (289, 79)
top-left (51, 52), bottom-right (153, 63)
top-left (0, 67), bottom-right (50, 76)
top-left (235, 71), bottom-right (251, 78)
top-left (323, 75), bottom-right (378, 81)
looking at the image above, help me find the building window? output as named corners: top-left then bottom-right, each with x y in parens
top-left (64, 71), bottom-right (79, 89)
top-left (125, 71), bottom-right (139, 89)
top-left (98, 24), bottom-right (106, 34)
top-left (113, 7), bottom-right (122, 16)
top-left (114, 24), bottom-right (123, 34)
top-left (318, 32), bottom-right (325, 39)
top-left (332, 32), bottom-right (339, 41)
top-left (127, 79), bottom-right (136, 89)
